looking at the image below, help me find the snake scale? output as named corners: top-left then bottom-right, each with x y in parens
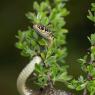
top-left (17, 24), bottom-right (69, 95)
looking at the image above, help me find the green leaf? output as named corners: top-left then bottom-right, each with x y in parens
top-left (90, 34), bottom-right (95, 45)
top-left (38, 39), bottom-right (47, 46)
top-left (87, 10), bottom-right (95, 22)
top-left (76, 83), bottom-right (87, 90)
top-left (67, 84), bottom-right (75, 89)
top-left (91, 3), bottom-right (95, 11)
top-left (15, 42), bottom-right (23, 49)
top-left (33, 2), bottom-right (40, 11)
top-left (40, 52), bottom-right (46, 60)
top-left (40, 17), bottom-right (49, 25)
top-left (56, 72), bottom-right (72, 81)
top-left (35, 64), bottom-right (43, 74)
top-left (26, 12), bottom-right (36, 21)
top-left (45, 56), bottom-right (56, 64)
top-left (33, 31), bottom-right (38, 40)
top-left (91, 3), bottom-right (95, 8)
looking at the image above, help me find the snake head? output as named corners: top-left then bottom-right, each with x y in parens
top-left (33, 24), bottom-right (53, 41)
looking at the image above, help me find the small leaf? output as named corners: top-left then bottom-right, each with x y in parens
top-left (45, 56), bottom-right (56, 64)
top-left (33, 2), bottom-right (40, 11)
top-left (90, 34), bottom-right (95, 45)
top-left (78, 76), bottom-right (84, 83)
top-left (26, 12), bottom-right (36, 21)
top-left (40, 52), bottom-right (46, 59)
top-left (56, 72), bottom-right (72, 82)
top-left (87, 10), bottom-right (95, 23)
top-left (38, 39), bottom-right (47, 46)
top-left (33, 31), bottom-right (38, 40)
top-left (15, 42), bottom-right (23, 49)
top-left (67, 84), bottom-right (75, 89)
top-left (35, 64), bottom-right (43, 73)
top-left (76, 82), bottom-right (87, 91)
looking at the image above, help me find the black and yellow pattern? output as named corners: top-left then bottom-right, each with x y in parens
top-left (33, 24), bottom-right (53, 41)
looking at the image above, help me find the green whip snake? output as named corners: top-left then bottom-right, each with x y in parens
top-left (16, 24), bottom-right (69, 95)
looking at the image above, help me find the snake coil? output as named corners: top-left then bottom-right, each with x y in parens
top-left (17, 56), bottom-right (42, 95)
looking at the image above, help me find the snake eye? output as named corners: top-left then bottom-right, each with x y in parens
top-left (38, 25), bottom-right (45, 30)
top-left (40, 26), bottom-right (44, 30)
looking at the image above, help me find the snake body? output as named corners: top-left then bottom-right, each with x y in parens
top-left (17, 24), bottom-right (53, 95)
top-left (17, 24), bottom-right (69, 95)
top-left (17, 56), bottom-right (42, 95)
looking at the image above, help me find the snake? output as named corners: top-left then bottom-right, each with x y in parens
top-left (17, 24), bottom-right (53, 95)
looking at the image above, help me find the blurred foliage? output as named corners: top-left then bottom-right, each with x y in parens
top-left (68, 3), bottom-right (95, 95)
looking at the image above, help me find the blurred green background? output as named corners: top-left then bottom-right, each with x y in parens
top-left (0, 0), bottom-right (94, 95)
